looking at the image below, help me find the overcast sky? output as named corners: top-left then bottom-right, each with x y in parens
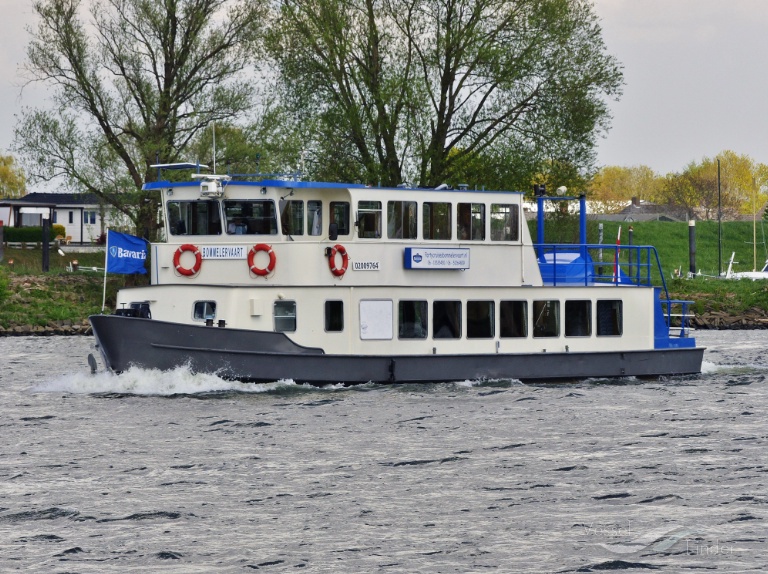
top-left (2, 1), bottom-right (768, 178)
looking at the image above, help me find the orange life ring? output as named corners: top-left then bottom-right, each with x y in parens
top-left (248, 243), bottom-right (276, 276)
top-left (328, 244), bottom-right (349, 277)
top-left (173, 244), bottom-right (202, 276)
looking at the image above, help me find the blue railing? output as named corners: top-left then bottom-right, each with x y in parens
top-left (535, 243), bottom-right (666, 288)
top-left (536, 243), bottom-right (695, 340)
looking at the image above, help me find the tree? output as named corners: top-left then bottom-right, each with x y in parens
top-left (589, 165), bottom-right (659, 214)
top-left (189, 104), bottom-right (306, 177)
top-left (654, 151), bottom-right (768, 221)
top-left (266, 0), bottom-right (623, 188)
top-left (715, 150), bottom-right (768, 218)
top-left (14, 0), bottom-right (267, 237)
top-left (0, 155), bottom-right (26, 198)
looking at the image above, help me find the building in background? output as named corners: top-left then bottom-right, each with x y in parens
top-left (0, 192), bottom-right (129, 243)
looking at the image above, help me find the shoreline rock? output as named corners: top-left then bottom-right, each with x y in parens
top-left (0, 320), bottom-right (92, 337)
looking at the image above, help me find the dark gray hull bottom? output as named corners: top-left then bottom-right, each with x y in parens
top-left (89, 315), bottom-right (705, 385)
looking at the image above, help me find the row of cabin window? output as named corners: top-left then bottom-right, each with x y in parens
top-left (192, 299), bottom-right (623, 339)
top-left (167, 199), bottom-right (520, 241)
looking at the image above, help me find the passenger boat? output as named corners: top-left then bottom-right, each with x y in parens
top-left (89, 166), bottom-right (704, 384)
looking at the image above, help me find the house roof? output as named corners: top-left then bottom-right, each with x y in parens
top-left (615, 200), bottom-right (688, 222)
top-left (18, 192), bottom-right (100, 206)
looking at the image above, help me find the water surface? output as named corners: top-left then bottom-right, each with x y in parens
top-left (0, 331), bottom-right (765, 572)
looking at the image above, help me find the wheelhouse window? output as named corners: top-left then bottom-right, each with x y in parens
top-left (398, 300), bottom-right (427, 339)
top-left (274, 300), bottom-right (296, 332)
top-left (168, 200), bottom-right (222, 236)
top-left (325, 300), bottom-right (344, 332)
top-left (330, 201), bottom-right (350, 235)
top-left (457, 203), bottom-right (485, 241)
top-left (467, 300), bottom-right (494, 339)
top-left (280, 199), bottom-right (304, 236)
top-left (224, 200), bottom-right (276, 235)
top-left (565, 300), bottom-right (592, 337)
top-left (193, 301), bottom-right (216, 321)
top-left (433, 300), bottom-right (461, 339)
top-left (423, 202), bottom-right (451, 240)
top-left (597, 300), bottom-right (623, 336)
top-left (491, 204), bottom-right (519, 241)
top-left (357, 200), bottom-right (382, 238)
top-left (500, 300), bottom-right (527, 338)
top-left (308, 200), bottom-right (323, 236)
top-left (387, 201), bottom-right (417, 239)
top-left (533, 300), bottom-right (559, 338)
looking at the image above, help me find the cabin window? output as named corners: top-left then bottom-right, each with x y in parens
top-left (193, 301), bottom-right (216, 321)
top-left (330, 201), bottom-right (350, 235)
top-left (597, 300), bottom-right (623, 336)
top-left (280, 199), bottom-right (304, 236)
top-left (491, 204), bottom-right (519, 241)
top-left (167, 200), bottom-right (222, 236)
top-left (565, 300), bottom-right (592, 337)
top-left (398, 300), bottom-right (427, 339)
top-left (457, 203), bottom-right (485, 241)
top-left (387, 201), bottom-right (418, 239)
top-left (467, 300), bottom-right (494, 339)
top-left (500, 300), bottom-right (527, 338)
top-left (224, 200), bottom-right (276, 235)
top-left (359, 300), bottom-right (393, 340)
top-left (433, 300), bottom-right (461, 339)
top-left (423, 202), bottom-right (451, 240)
top-left (325, 300), bottom-right (344, 332)
top-left (533, 300), bottom-right (559, 338)
top-left (274, 300), bottom-right (296, 332)
top-left (357, 200), bottom-right (382, 238)
top-left (308, 200), bottom-right (323, 236)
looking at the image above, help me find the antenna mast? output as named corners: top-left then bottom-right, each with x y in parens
top-left (212, 123), bottom-right (217, 174)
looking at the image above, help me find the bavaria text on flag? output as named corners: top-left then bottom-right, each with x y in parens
top-left (106, 230), bottom-right (148, 274)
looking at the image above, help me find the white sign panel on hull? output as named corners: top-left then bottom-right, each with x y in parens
top-left (403, 247), bottom-right (470, 270)
top-left (200, 246), bottom-right (247, 259)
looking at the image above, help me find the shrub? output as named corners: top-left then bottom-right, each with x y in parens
top-left (4, 227), bottom-right (44, 242)
top-left (3, 226), bottom-right (66, 242)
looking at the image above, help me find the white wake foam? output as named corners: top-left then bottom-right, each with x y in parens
top-left (31, 365), bottom-right (306, 395)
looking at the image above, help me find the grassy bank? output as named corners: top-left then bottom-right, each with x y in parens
top-left (0, 247), bottom-right (140, 330)
top-left (1, 218), bottom-right (768, 330)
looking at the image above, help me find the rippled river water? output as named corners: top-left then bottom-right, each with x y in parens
top-left (1, 331), bottom-right (766, 573)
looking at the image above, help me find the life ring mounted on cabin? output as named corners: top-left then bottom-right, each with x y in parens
top-left (328, 244), bottom-right (349, 277)
top-left (174, 244), bottom-right (202, 276)
top-left (248, 243), bottom-right (276, 276)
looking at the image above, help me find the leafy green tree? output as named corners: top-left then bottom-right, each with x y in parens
top-left (0, 155), bottom-right (26, 198)
top-left (15, 0), bottom-right (267, 237)
top-left (654, 151), bottom-right (767, 221)
top-left (189, 105), bottom-right (306, 177)
top-left (589, 165), bottom-right (659, 214)
top-left (266, 0), bottom-right (623, 188)
top-left (715, 150), bottom-right (768, 218)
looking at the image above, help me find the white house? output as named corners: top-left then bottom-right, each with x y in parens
top-left (0, 192), bottom-right (127, 243)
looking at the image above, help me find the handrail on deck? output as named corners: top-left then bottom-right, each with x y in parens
top-left (535, 242), bottom-right (668, 289)
top-left (535, 242), bottom-right (696, 338)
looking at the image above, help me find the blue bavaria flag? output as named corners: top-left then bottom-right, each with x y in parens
top-left (106, 230), bottom-right (148, 274)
